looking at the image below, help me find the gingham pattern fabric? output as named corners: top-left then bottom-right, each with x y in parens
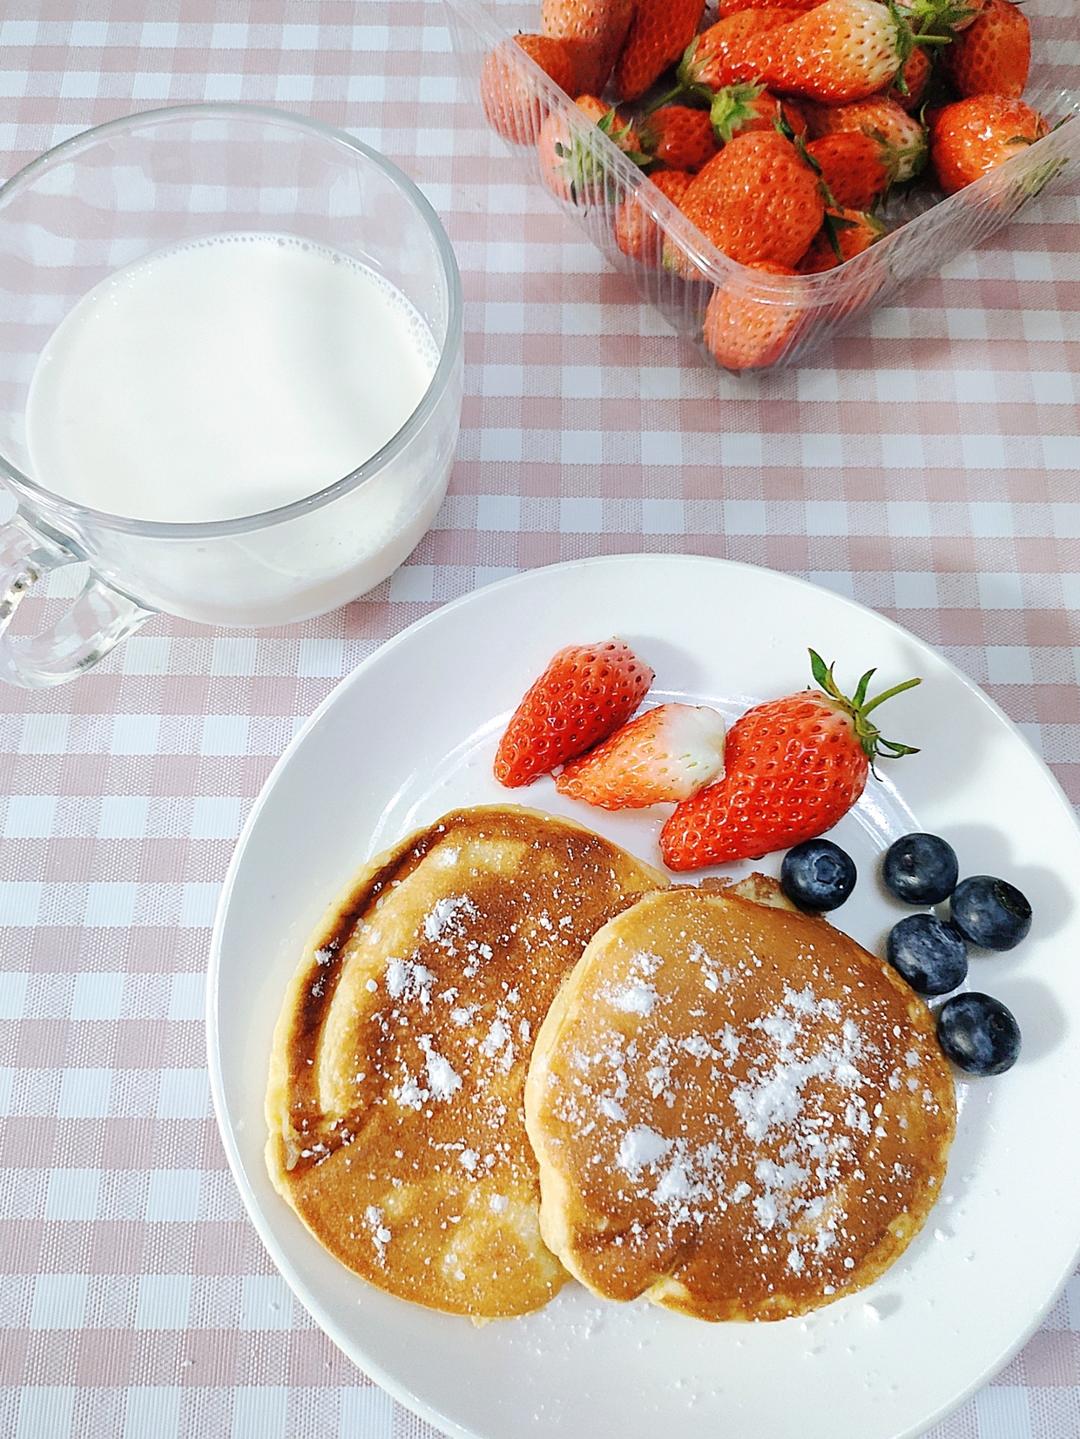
top-left (1, 2), bottom-right (1078, 1436)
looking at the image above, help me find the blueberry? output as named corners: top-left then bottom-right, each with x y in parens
top-left (886, 913), bottom-right (968, 996)
top-left (936, 992), bottom-right (1022, 1076)
top-left (950, 875), bottom-right (1032, 951)
top-left (780, 838), bottom-right (857, 912)
top-left (882, 832), bottom-right (959, 905)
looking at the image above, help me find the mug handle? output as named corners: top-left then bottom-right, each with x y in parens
top-left (0, 514), bottom-right (153, 688)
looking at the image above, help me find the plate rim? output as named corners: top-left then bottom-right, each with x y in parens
top-left (206, 551), bottom-right (1080, 1439)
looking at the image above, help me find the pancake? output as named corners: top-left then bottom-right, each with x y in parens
top-left (525, 880), bottom-right (956, 1321)
top-left (265, 805), bottom-right (666, 1318)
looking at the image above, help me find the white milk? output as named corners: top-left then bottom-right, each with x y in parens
top-left (26, 233), bottom-right (439, 523)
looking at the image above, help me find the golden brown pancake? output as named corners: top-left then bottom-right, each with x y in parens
top-left (526, 880), bottom-right (956, 1321)
top-left (265, 805), bottom-right (666, 1319)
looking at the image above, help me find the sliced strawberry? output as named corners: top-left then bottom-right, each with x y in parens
top-left (494, 639), bottom-right (654, 787)
top-left (659, 650), bottom-right (920, 870)
top-left (555, 703), bottom-right (727, 809)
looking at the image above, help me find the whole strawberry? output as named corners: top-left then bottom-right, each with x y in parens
top-left (738, 0), bottom-right (938, 105)
top-left (798, 207), bottom-right (885, 271)
top-left (555, 703), bottom-right (727, 808)
top-left (673, 9), bottom-right (801, 97)
top-left (640, 106), bottom-right (719, 171)
top-left (615, 169), bottom-right (695, 264)
top-left (710, 83), bottom-right (809, 143)
top-left (494, 638), bottom-right (654, 787)
top-left (941, 0), bottom-right (1030, 99)
top-left (481, 35), bottom-right (581, 145)
top-left (929, 95), bottom-right (1049, 195)
top-left (806, 131), bottom-right (901, 209)
top-left (664, 130), bottom-right (825, 277)
top-left (541, 0), bottom-right (635, 95)
top-left (702, 261), bottom-right (805, 370)
top-left (660, 650), bottom-right (920, 870)
top-left (537, 95), bottom-right (648, 205)
top-left (805, 98), bottom-right (928, 182)
top-left (614, 0), bottom-right (707, 100)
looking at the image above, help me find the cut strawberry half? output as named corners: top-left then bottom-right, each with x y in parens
top-left (556, 703), bottom-right (727, 810)
top-left (493, 638), bottom-right (654, 787)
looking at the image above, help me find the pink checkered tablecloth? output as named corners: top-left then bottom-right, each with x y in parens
top-left (1, 1), bottom-right (1079, 1436)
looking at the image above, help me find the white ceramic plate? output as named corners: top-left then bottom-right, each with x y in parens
top-left (208, 554), bottom-right (1080, 1439)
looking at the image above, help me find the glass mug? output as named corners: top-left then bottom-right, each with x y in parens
top-left (0, 105), bottom-right (463, 687)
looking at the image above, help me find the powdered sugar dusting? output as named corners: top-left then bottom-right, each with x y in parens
top-left (480, 1012), bottom-right (516, 1073)
top-left (606, 950), bottom-right (665, 1018)
top-left (546, 909), bottom-right (952, 1312)
top-left (418, 1035), bottom-right (462, 1101)
top-left (732, 985), bottom-right (865, 1144)
top-left (364, 1204), bottom-right (391, 1263)
top-left (290, 809), bottom-right (675, 1309)
top-left (616, 1125), bottom-right (671, 1177)
top-left (385, 958), bottom-right (436, 1007)
top-left (612, 980), bottom-right (658, 1016)
top-left (392, 1073), bottom-right (426, 1111)
top-left (423, 894), bottom-right (478, 948)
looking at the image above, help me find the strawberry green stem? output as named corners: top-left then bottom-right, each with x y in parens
top-left (808, 648), bottom-right (921, 765)
top-left (644, 81), bottom-right (690, 114)
top-left (861, 675), bottom-right (923, 714)
top-left (711, 83), bottom-right (765, 145)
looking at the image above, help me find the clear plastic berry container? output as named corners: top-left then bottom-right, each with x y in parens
top-left (444, 0), bottom-right (1080, 372)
